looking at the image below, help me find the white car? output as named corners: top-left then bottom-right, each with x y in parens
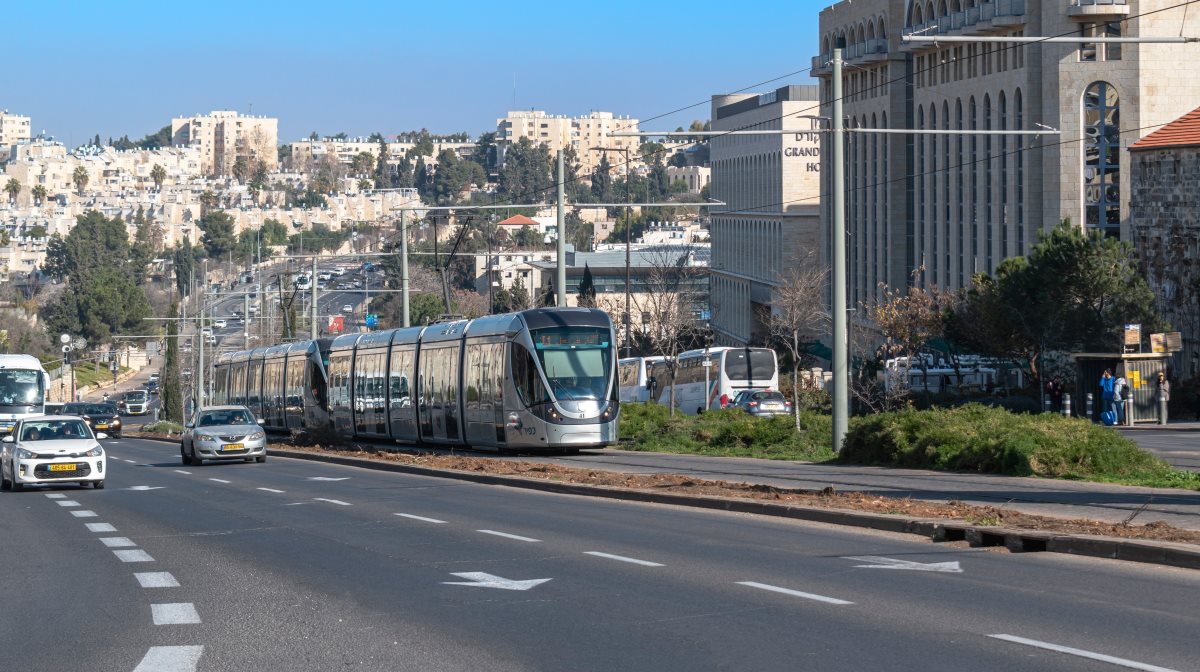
top-left (213, 319), bottom-right (228, 329)
top-left (342, 304), bottom-right (354, 314)
top-left (1, 416), bottom-right (107, 490)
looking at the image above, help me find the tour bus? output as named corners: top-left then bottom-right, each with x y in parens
top-left (649, 346), bottom-right (780, 415)
top-left (617, 356), bottom-right (667, 402)
top-left (0, 355), bottom-right (50, 434)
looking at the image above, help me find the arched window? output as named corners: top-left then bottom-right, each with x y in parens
top-left (969, 96), bottom-right (978, 272)
top-left (942, 100), bottom-right (951, 287)
top-left (956, 98), bottom-right (965, 287)
top-left (984, 93), bottom-right (993, 273)
top-left (916, 105), bottom-right (926, 275)
top-left (1015, 88), bottom-right (1025, 253)
top-left (930, 104), bottom-right (939, 283)
top-left (1083, 81), bottom-right (1120, 236)
top-left (999, 90), bottom-right (1008, 259)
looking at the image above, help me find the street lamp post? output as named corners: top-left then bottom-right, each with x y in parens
top-left (591, 145), bottom-right (634, 357)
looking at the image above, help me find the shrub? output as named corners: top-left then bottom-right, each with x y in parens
top-left (617, 403), bottom-right (834, 461)
top-left (141, 421), bottom-right (183, 435)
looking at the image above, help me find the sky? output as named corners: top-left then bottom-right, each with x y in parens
top-left (6, 0), bottom-right (825, 146)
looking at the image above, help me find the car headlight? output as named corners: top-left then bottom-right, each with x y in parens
top-left (16, 447), bottom-right (34, 459)
top-left (110, 418), bottom-right (121, 425)
top-left (85, 445), bottom-right (104, 457)
top-left (249, 431), bottom-right (265, 440)
top-left (195, 433), bottom-right (216, 443)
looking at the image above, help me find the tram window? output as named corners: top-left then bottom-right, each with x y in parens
top-left (465, 344), bottom-right (481, 406)
top-left (512, 343), bottom-right (547, 407)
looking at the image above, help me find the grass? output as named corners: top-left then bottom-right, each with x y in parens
top-left (618, 403), bottom-right (835, 462)
top-left (69, 365), bottom-right (130, 390)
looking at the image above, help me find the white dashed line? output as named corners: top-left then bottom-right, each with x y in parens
top-left (99, 537), bottom-right (137, 548)
top-left (395, 513), bottom-right (446, 524)
top-left (175, 470), bottom-right (192, 475)
top-left (208, 478), bottom-right (231, 484)
top-left (477, 530), bottom-right (541, 543)
top-left (56, 500), bottom-right (81, 507)
top-left (71, 510), bottom-right (98, 518)
top-left (45, 493), bottom-right (67, 499)
top-left (988, 635), bottom-right (1181, 672)
top-left (584, 551), bottom-right (664, 567)
top-left (114, 549), bottom-right (155, 563)
top-left (85, 522), bottom-right (117, 533)
top-left (133, 646), bottom-right (204, 672)
top-left (736, 581), bottom-right (854, 605)
top-left (313, 498), bottom-right (351, 506)
top-left (307, 476), bottom-right (350, 481)
top-left (124, 459), bottom-right (137, 463)
top-left (135, 572), bottom-right (180, 588)
top-left (257, 487), bottom-right (285, 493)
top-left (151, 603), bottom-right (201, 625)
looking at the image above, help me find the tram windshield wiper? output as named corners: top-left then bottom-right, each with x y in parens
top-left (550, 378), bottom-right (577, 401)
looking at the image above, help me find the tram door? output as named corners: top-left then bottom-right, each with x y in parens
top-left (388, 347), bottom-right (417, 442)
top-left (418, 345), bottom-right (462, 443)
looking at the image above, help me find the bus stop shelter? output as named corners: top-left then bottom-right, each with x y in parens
top-left (1071, 352), bottom-right (1170, 424)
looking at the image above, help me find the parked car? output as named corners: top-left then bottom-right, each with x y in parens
top-left (180, 406), bottom-right (267, 466)
top-left (63, 402), bottom-right (123, 438)
top-left (736, 390), bottom-right (792, 417)
top-left (1, 416), bottom-right (107, 490)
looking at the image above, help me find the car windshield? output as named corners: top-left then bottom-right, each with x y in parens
top-left (126, 392), bottom-right (147, 402)
top-left (20, 419), bottom-right (91, 441)
top-left (0, 369), bottom-right (44, 407)
top-left (87, 404), bottom-right (117, 415)
top-left (196, 409), bottom-right (254, 427)
top-left (530, 326), bottom-right (613, 401)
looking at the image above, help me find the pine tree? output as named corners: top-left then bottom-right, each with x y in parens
top-left (577, 263), bottom-right (597, 307)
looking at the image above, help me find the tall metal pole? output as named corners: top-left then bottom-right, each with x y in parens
top-left (311, 256), bottom-right (318, 339)
top-left (624, 147), bottom-right (632, 357)
top-left (831, 48), bottom-right (848, 453)
top-left (244, 292), bottom-right (250, 347)
top-left (400, 210), bottom-right (410, 328)
top-left (556, 149), bottom-right (566, 307)
top-left (199, 259), bottom-right (207, 409)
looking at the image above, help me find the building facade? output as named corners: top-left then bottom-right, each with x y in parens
top-left (815, 0), bottom-right (1200, 309)
top-left (171, 110), bottom-right (278, 177)
top-left (666, 165), bottom-right (711, 194)
top-left (0, 110), bottom-right (32, 162)
top-left (708, 85), bottom-right (823, 346)
top-left (495, 110), bottom-right (641, 176)
top-left (286, 138), bottom-right (476, 171)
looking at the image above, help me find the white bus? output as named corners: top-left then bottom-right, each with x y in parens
top-left (0, 354), bottom-right (51, 435)
top-left (617, 356), bottom-right (667, 402)
top-left (650, 346), bottom-right (779, 415)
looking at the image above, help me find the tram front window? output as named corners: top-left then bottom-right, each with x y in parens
top-left (531, 327), bottom-right (613, 402)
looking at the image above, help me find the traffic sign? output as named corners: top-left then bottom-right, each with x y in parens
top-left (365, 314), bottom-right (378, 328)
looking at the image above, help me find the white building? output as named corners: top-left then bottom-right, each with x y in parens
top-left (171, 110), bottom-right (278, 177)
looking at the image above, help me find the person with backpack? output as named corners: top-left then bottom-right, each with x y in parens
top-left (1114, 375), bottom-right (1128, 425)
top-left (1099, 369), bottom-right (1116, 425)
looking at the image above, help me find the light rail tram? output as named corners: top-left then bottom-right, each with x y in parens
top-left (211, 308), bottom-right (618, 452)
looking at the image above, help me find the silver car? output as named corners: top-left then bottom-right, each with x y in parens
top-left (181, 406), bottom-right (267, 466)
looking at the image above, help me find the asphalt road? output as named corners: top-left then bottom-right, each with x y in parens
top-left (2, 437), bottom-right (1197, 671)
top-left (1118, 429), bottom-right (1200, 472)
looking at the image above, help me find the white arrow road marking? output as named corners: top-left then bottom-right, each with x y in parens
top-left (99, 537), bottom-right (136, 548)
top-left (71, 510), bottom-right (98, 518)
top-left (307, 476), bottom-right (350, 481)
top-left (736, 582), bottom-right (854, 605)
top-left (442, 572), bottom-right (552, 591)
top-left (257, 487), bottom-right (285, 493)
top-left (85, 523), bottom-right (117, 533)
top-left (477, 529), bottom-right (541, 542)
top-left (843, 556), bottom-right (963, 573)
top-left (395, 513), bottom-right (446, 524)
top-left (114, 549), bottom-right (155, 563)
top-left (133, 646), bottom-right (204, 672)
top-left (152, 603), bottom-right (201, 625)
top-left (174, 470), bottom-right (192, 475)
top-left (989, 635), bottom-right (1181, 672)
top-left (313, 498), bottom-right (351, 506)
top-left (127, 486), bottom-right (165, 491)
top-left (56, 500), bottom-right (81, 507)
top-left (584, 551), bottom-right (664, 567)
top-left (208, 478), bottom-right (231, 484)
top-left (45, 493), bottom-right (67, 499)
top-left (135, 572), bottom-right (180, 588)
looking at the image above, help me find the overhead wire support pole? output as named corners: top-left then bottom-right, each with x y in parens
top-left (311, 256), bottom-right (318, 339)
top-left (832, 47), bottom-right (848, 455)
top-left (556, 149), bottom-right (566, 307)
top-left (400, 209), bottom-right (410, 328)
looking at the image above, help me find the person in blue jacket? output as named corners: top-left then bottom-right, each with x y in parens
top-left (1099, 369), bottom-right (1116, 422)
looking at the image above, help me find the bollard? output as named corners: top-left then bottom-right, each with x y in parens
top-left (1086, 392), bottom-right (1094, 421)
top-left (1044, 395), bottom-right (1053, 414)
top-left (1062, 393), bottom-right (1072, 417)
top-left (1125, 398), bottom-right (1134, 426)
top-left (1159, 396), bottom-right (1169, 426)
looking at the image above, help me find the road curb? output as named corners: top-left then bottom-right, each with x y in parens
top-left (264, 447), bottom-right (1200, 571)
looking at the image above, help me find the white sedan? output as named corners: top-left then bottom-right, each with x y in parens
top-left (1, 416), bottom-right (107, 490)
top-left (213, 319), bottom-right (228, 329)
top-left (341, 304), bottom-right (354, 314)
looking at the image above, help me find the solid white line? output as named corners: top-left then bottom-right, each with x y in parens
top-left (45, 493), bottom-right (67, 499)
top-left (395, 513), bottom-right (446, 524)
top-left (313, 498), bottom-right (351, 506)
top-left (135, 572), bottom-right (180, 588)
top-left (124, 459), bottom-right (137, 463)
top-left (736, 581), bottom-right (854, 605)
top-left (208, 478), bottom-right (231, 484)
top-left (257, 487), bottom-right (285, 493)
top-left (477, 529), bottom-right (541, 543)
top-left (114, 549), bottom-right (155, 563)
top-left (56, 500), bottom-right (81, 507)
top-left (71, 510), bottom-right (98, 518)
top-left (988, 635), bottom-right (1182, 672)
top-left (85, 522), bottom-right (117, 533)
top-left (584, 551), bottom-right (665, 567)
top-left (132, 645), bottom-right (204, 672)
top-left (175, 470), bottom-right (192, 475)
top-left (99, 537), bottom-right (136, 548)
top-left (152, 603), bottom-right (201, 625)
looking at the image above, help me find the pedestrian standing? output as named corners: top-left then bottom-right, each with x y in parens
top-left (1156, 371), bottom-right (1171, 425)
top-left (1099, 369), bottom-right (1116, 424)
top-left (1114, 375), bottom-right (1128, 425)
top-left (1048, 377), bottom-right (1064, 413)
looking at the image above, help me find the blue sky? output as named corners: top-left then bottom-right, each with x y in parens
top-left (8, 0), bottom-right (825, 145)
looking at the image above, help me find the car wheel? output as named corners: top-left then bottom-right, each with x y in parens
top-left (189, 446), bottom-right (202, 466)
top-left (180, 445), bottom-right (190, 465)
top-left (93, 480), bottom-right (104, 489)
top-left (0, 465), bottom-right (11, 492)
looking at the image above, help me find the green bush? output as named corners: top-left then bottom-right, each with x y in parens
top-left (140, 421), bottom-right (183, 434)
top-left (617, 403), bottom-right (835, 462)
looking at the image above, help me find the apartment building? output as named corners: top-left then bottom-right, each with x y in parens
top-left (2, 141), bottom-right (204, 205)
top-left (171, 110), bottom-right (278, 177)
top-left (814, 0), bottom-right (1200, 308)
top-left (495, 110), bottom-right (641, 176)
top-left (665, 165), bottom-right (711, 194)
top-left (708, 85), bottom-right (823, 346)
top-left (287, 138), bottom-right (476, 170)
top-left (0, 110), bottom-right (32, 162)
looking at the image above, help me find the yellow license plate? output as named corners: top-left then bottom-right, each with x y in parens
top-left (49, 464), bottom-right (77, 472)
top-left (96, 424), bottom-right (108, 429)
top-left (222, 443), bottom-right (244, 451)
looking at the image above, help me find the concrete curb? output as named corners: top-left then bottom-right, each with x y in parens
top-left (263, 448), bottom-right (1200, 572)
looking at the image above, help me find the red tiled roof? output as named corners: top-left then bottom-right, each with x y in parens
top-left (497, 214), bottom-right (538, 227)
top-left (1130, 106), bottom-right (1200, 151)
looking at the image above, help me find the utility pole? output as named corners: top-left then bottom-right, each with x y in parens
top-left (831, 47), bottom-right (848, 454)
top-left (400, 209), bottom-right (410, 328)
top-left (199, 260), bottom-right (207, 409)
top-left (623, 146), bottom-right (632, 357)
top-left (311, 256), bottom-right (318, 339)
top-left (556, 149), bottom-right (566, 307)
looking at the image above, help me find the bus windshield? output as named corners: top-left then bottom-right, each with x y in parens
top-left (531, 327), bottom-right (613, 401)
top-left (0, 369), bottom-right (44, 407)
top-left (724, 348), bottom-right (776, 384)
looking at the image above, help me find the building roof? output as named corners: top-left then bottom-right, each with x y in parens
top-left (1130, 106), bottom-right (1200, 151)
top-left (497, 214), bottom-right (538, 227)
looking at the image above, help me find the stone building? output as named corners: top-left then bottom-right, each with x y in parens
top-left (495, 110), bottom-right (640, 176)
top-left (0, 110), bottom-right (32, 161)
top-left (171, 110), bottom-right (278, 177)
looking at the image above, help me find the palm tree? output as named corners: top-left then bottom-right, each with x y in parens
top-left (150, 164), bottom-right (167, 191)
top-left (4, 178), bottom-right (21, 204)
top-left (31, 184), bottom-right (47, 206)
top-left (357, 178), bottom-right (372, 192)
top-left (72, 166), bottom-right (89, 195)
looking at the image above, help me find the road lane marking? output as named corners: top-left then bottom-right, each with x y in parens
top-left (396, 513), bottom-right (446, 524)
top-left (133, 646), bottom-right (204, 672)
top-left (85, 523), bottom-right (117, 533)
top-left (477, 530), bottom-right (541, 543)
top-left (175, 470), bottom-right (192, 475)
top-left (307, 476), bottom-right (350, 481)
top-left (257, 487), bottom-right (285, 493)
top-left (100, 537), bottom-right (137, 548)
top-left (844, 556), bottom-right (963, 573)
top-left (128, 486), bottom-right (165, 491)
top-left (71, 510), bottom-right (98, 518)
top-left (314, 498), bottom-right (351, 506)
top-left (45, 493), bottom-right (67, 499)
top-left (56, 500), bottom-right (81, 507)
top-left (135, 572), bottom-right (180, 588)
top-left (114, 549), bottom-right (155, 562)
top-left (208, 478), bottom-right (231, 484)
top-left (152, 603), bottom-right (201, 625)
top-left (736, 581), bottom-right (854, 605)
top-left (988, 635), bottom-right (1181, 672)
top-left (584, 551), bottom-right (664, 567)
top-left (124, 459), bottom-right (137, 463)
top-left (443, 572), bottom-right (552, 591)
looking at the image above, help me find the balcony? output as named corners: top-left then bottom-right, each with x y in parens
top-left (902, 0), bottom-right (1026, 51)
top-left (811, 38), bottom-right (887, 76)
top-left (1068, 0), bottom-right (1130, 19)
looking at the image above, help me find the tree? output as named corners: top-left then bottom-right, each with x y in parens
top-left (473, 131), bottom-right (497, 176)
top-left (513, 225), bottom-right (541, 248)
top-left (4, 178), bottom-right (21, 203)
top-left (30, 184), bottom-right (47, 205)
top-left (498, 136), bottom-right (552, 202)
top-left (631, 246), bottom-right (706, 415)
top-left (431, 148), bottom-right (485, 204)
top-left (248, 161), bottom-right (269, 196)
top-left (413, 157), bottom-right (431, 198)
top-left (260, 218), bottom-right (289, 246)
top-left (357, 178), bottom-right (373, 192)
top-left (197, 211), bottom-right (237, 259)
top-left (160, 300), bottom-right (184, 422)
top-left (591, 153), bottom-right (614, 203)
top-left (232, 156), bottom-right (250, 184)
top-left (565, 211), bottom-right (593, 252)
top-left (577, 263), bottom-right (597, 307)
top-left (374, 136), bottom-right (391, 188)
top-left (766, 262), bottom-right (830, 428)
top-left (72, 166), bottom-right (89, 195)
top-left (150, 164), bottom-right (167, 190)
top-left (173, 238), bottom-right (196, 298)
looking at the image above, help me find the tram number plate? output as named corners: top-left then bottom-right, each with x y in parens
top-left (50, 464), bottom-right (77, 472)
top-left (221, 443), bottom-right (244, 451)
